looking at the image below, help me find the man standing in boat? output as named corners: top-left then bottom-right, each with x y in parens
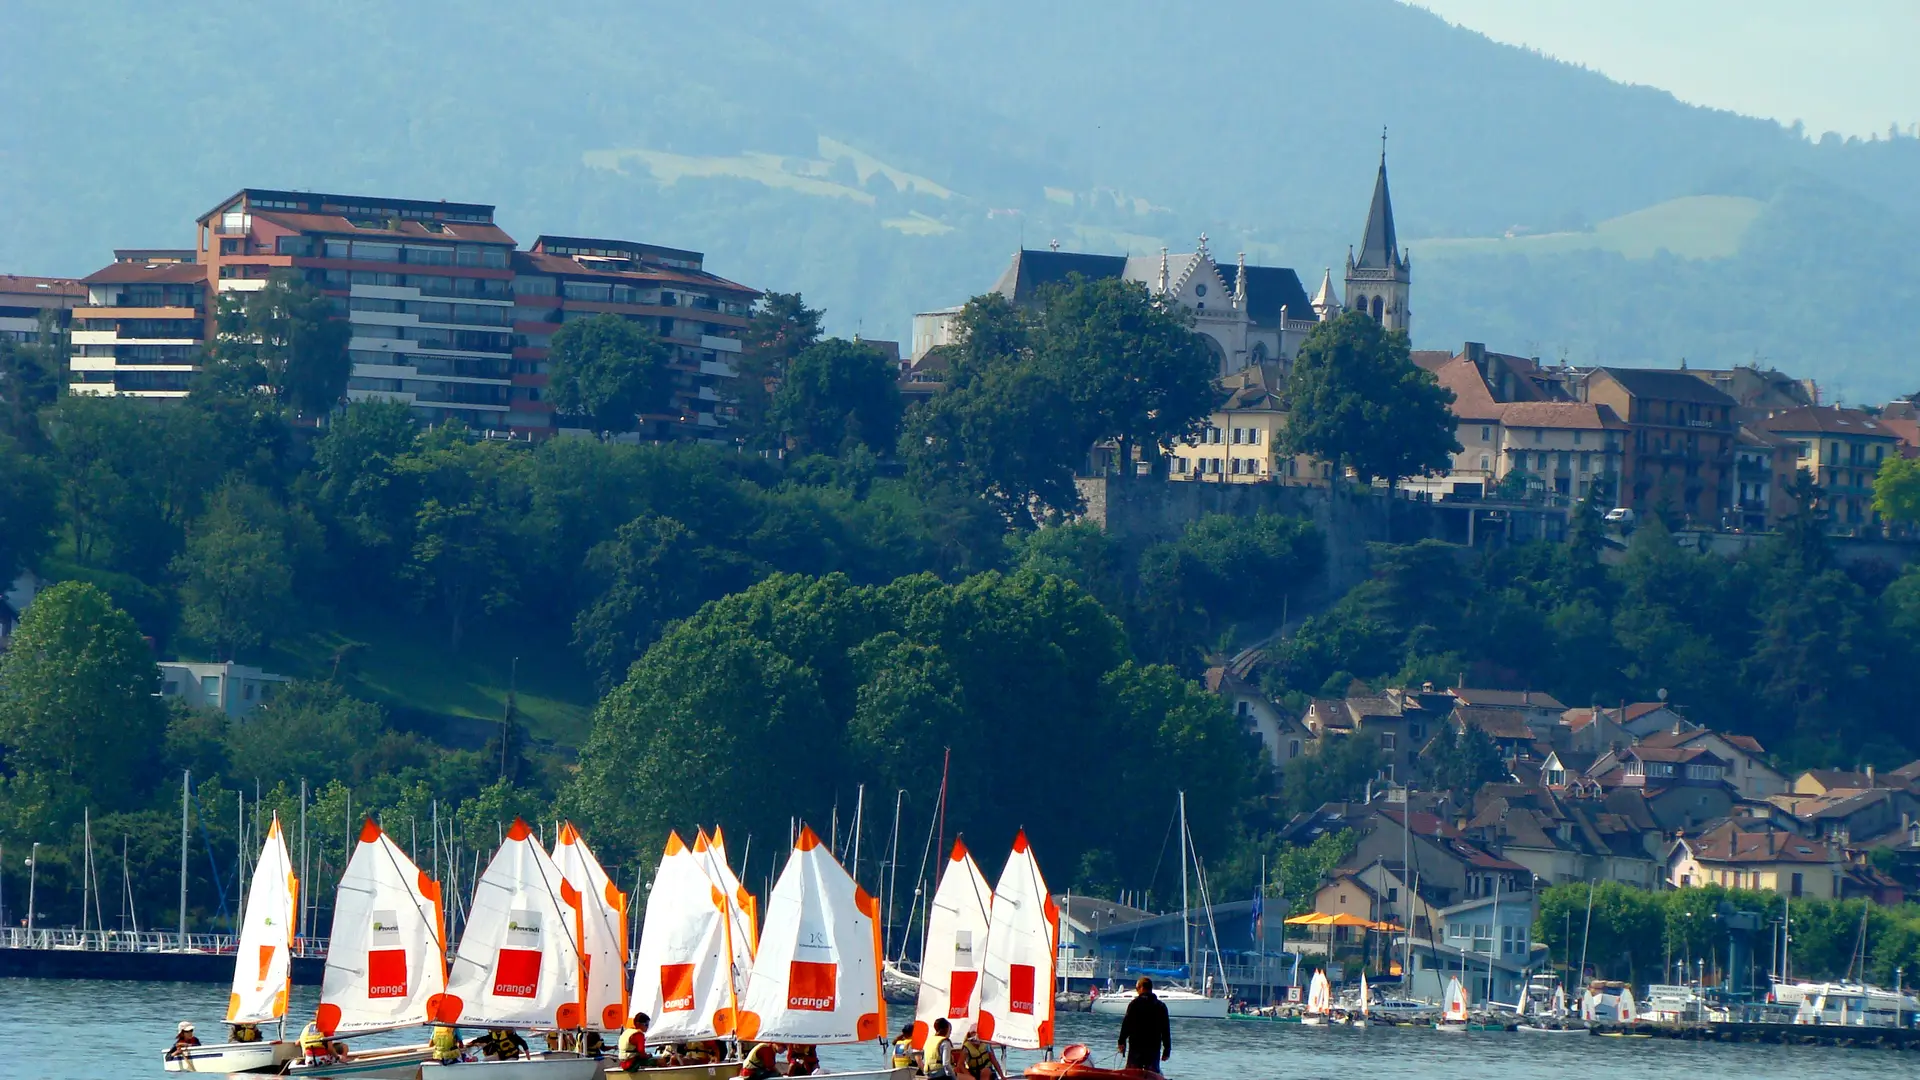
top-left (1117, 978), bottom-right (1171, 1074)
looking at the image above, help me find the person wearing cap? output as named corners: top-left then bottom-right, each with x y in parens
top-left (166, 1022), bottom-right (201, 1060)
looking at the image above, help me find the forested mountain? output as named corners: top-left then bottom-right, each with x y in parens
top-left (4, 0), bottom-right (1917, 398)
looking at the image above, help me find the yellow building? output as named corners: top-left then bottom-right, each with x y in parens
top-left (1756, 405), bottom-right (1898, 532)
top-left (1170, 363), bottom-right (1329, 484)
top-left (1666, 821), bottom-right (1841, 899)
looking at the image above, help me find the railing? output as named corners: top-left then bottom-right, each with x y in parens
top-left (0, 926), bottom-right (329, 957)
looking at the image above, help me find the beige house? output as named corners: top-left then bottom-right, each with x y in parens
top-left (1755, 405), bottom-right (1899, 532)
top-left (1169, 362), bottom-right (1329, 484)
top-left (1667, 822), bottom-right (1842, 898)
top-left (1203, 664), bottom-right (1315, 771)
top-left (1636, 728), bottom-right (1787, 799)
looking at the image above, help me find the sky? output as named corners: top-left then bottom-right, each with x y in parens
top-left (1412, 0), bottom-right (1918, 139)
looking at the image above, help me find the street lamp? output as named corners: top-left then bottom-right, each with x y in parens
top-left (25, 843), bottom-right (40, 936)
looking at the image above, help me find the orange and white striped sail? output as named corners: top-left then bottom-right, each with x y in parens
top-left (228, 816), bottom-right (298, 1025)
top-left (735, 825), bottom-right (885, 1045)
top-left (1306, 969), bottom-right (1332, 1015)
top-left (708, 826), bottom-right (759, 955)
top-left (913, 839), bottom-right (993, 1044)
top-left (1443, 977), bottom-right (1470, 1022)
top-left (441, 818), bottom-right (586, 1030)
top-left (631, 831), bottom-right (740, 1040)
top-left (315, 821), bottom-right (446, 1036)
top-left (553, 822), bottom-right (629, 1031)
top-left (976, 831), bottom-right (1058, 1050)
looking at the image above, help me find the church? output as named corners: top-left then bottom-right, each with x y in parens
top-left (908, 150), bottom-right (1411, 378)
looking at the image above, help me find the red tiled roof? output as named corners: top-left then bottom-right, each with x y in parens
top-left (1411, 349), bottom-right (1454, 372)
top-left (1451, 687), bottom-right (1567, 710)
top-left (253, 209), bottom-right (517, 247)
top-left (0, 275), bottom-right (84, 298)
top-left (513, 250), bottom-right (758, 295)
top-left (1880, 416), bottom-right (1920, 449)
top-left (1497, 401), bottom-right (1628, 431)
top-left (1434, 356), bottom-right (1503, 421)
top-left (81, 261), bottom-right (206, 285)
top-left (1682, 823), bottom-right (1834, 865)
top-left (1755, 405), bottom-right (1896, 439)
top-left (1456, 707), bottom-right (1536, 741)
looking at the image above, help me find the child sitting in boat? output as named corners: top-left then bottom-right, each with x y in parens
top-left (166, 1022), bottom-right (201, 1060)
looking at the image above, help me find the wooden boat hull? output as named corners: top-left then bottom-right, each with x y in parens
top-left (163, 1040), bottom-right (298, 1073)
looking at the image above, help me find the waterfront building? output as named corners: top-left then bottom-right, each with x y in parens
top-left (0, 274), bottom-right (83, 346)
top-left (69, 252), bottom-right (207, 398)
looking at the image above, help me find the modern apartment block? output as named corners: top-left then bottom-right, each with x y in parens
top-left (195, 189), bottom-right (521, 431)
top-left (69, 251), bottom-right (207, 398)
top-left (512, 236), bottom-right (759, 440)
top-left (0, 274), bottom-right (83, 345)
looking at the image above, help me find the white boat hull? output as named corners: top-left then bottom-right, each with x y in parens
top-left (424, 1057), bottom-right (601, 1080)
top-left (1298, 1015), bottom-right (1328, 1026)
top-left (607, 1063), bottom-right (742, 1080)
top-left (287, 1045), bottom-right (434, 1078)
top-left (1434, 1021), bottom-right (1469, 1032)
top-left (164, 1040), bottom-right (298, 1073)
top-left (1089, 989), bottom-right (1229, 1019)
top-left (1516, 1024), bottom-right (1588, 1034)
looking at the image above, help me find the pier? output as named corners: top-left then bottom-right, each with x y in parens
top-left (1590, 1020), bottom-right (1920, 1050)
top-left (0, 928), bottom-right (327, 984)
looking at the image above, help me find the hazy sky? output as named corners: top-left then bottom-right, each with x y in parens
top-left (1412, 0), bottom-right (1917, 139)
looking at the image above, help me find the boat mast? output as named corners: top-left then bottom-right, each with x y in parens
top-left (179, 769), bottom-right (190, 950)
top-left (884, 789), bottom-right (904, 960)
top-left (1179, 791), bottom-right (1190, 987)
top-left (81, 808), bottom-right (90, 937)
top-left (235, 791), bottom-right (245, 935)
top-left (1488, 873), bottom-right (1501, 1005)
top-left (1577, 881), bottom-right (1594, 993)
top-left (851, 783), bottom-right (865, 887)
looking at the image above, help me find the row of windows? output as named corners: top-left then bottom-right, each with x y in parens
top-left (347, 376), bottom-right (511, 406)
top-left (1189, 425), bottom-right (1264, 446)
top-left (1173, 456), bottom-right (1266, 475)
top-left (1476, 423), bottom-right (1618, 449)
top-left (318, 269), bottom-right (510, 298)
top-left (348, 296), bottom-right (510, 326)
top-left (350, 324), bottom-right (512, 353)
top-left (313, 238), bottom-right (509, 268)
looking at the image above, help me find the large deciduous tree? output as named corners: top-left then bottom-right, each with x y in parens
top-left (206, 269), bottom-right (352, 416)
top-left (172, 481), bottom-right (315, 659)
top-left (1284, 312), bottom-right (1459, 492)
top-left (737, 291), bottom-right (825, 447)
top-left (548, 314), bottom-right (671, 433)
top-left (0, 434), bottom-right (56, 580)
top-left (0, 581), bottom-right (165, 827)
top-left (771, 337), bottom-right (903, 457)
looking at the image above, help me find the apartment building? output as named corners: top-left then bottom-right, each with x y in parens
top-left (1582, 367), bottom-right (1737, 524)
top-left (0, 274), bottom-right (83, 345)
top-left (1755, 405), bottom-right (1899, 532)
top-left (511, 237), bottom-right (758, 440)
top-left (1170, 361), bottom-right (1330, 482)
top-left (195, 189), bottom-right (520, 431)
top-left (69, 252), bottom-right (207, 398)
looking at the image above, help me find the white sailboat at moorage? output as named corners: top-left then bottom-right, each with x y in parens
top-left (1088, 794), bottom-right (1230, 1020)
top-left (1435, 977), bottom-right (1470, 1032)
top-left (626, 829), bottom-right (754, 1080)
top-left (165, 816), bottom-right (301, 1073)
top-left (976, 831), bottom-right (1059, 1054)
top-left (290, 820), bottom-right (449, 1079)
top-left (552, 822), bottom-right (630, 1033)
top-left (735, 825), bottom-right (907, 1080)
top-left (432, 818), bottom-right (599, 1080)
top-left (1345, 970), bottom-right (1373, 1027)
top-left (1300, 969), bottom-right (1332, 1026)
top-left (913, 839), bottom-right (994, 1045)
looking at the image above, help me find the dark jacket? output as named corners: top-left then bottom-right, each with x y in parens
top-left (1117, 992), bottom-right (1171, 1068)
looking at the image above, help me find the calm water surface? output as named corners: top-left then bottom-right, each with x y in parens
top-left (0, 980), bottom-right (1911, 1080)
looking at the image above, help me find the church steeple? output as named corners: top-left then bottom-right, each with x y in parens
top-left (1311, 268), bottom-right (1340, 322)
top-left (1344, 129), bottom-right (1411, 333)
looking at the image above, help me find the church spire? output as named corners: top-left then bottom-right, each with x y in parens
top-left (1311, 268), bottom-right (1340, 322)
top-left (1356, 129), bottom-right (1399, 271)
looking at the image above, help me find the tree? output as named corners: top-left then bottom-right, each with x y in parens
top-left (1873, 455), bottom-right (1920, 527)
top-left (172, 482), bottom-right (308, 659)
top-left (0, 320), bottom-right (66, 441)
top-left (548, 314), bottom-right (670, 433)
top-left (1284, 312), bottom-right (1459, 492)
top-left (223, 681), bottom-right (390, 789)
top-left (1033, 275), bottom-right (1216, 476)
top-left (1277, 732), bottom-right (1385, 817)
top-left (737, 292), bottom-right (825, 447)
top-left (571, 513), bottom-right (746, 688)
top-left (0, 434), bottom-right (56, 579)
top-left (396, 434), bottom-right (524, 649)
top-left (770, 337), bottom-right (903, 457)
top-left (1425, 723), bottom-right (1509, 805)
top-left (0, 581), bottom-right (165, 827)
top-left (1271, 830), bottom-right (1359, 915)
top-left (206, 270), bottom-right (352, 416)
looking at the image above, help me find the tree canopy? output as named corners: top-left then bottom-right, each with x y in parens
top-left (1284, 312), bottom-right (1459, 490)
top-left (548, 313), bottom-right (671, 433)
top-left (771, 337), bottom-right (902, 457)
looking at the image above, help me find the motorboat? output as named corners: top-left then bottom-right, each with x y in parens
top-left (1090, 985), bottom-right (1230, 1019)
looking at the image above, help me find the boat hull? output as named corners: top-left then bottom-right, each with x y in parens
top-left (1516, 1024), bottom-right (1588, 1034)
top-left (164, 1040), bottom-right (298, 1073)
top-left (1090, 991), bottom-right (1229, 1019)
top-left (606, 1062), bottom-right (743, 1079)
top-left (1434, 1021), bottom-right (1469, 1033)
top-left (425, 1057), bottom-right (602, 1080)
top-left (287, 1045), bottom-right (435, 1078)
top-left (1027, 1063), bottom-right (1159, 1080)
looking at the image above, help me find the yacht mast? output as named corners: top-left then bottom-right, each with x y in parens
top-left (1179, 791), bottom-right (1190, 982)
top-left (178, 769), bottom-right (190, 950)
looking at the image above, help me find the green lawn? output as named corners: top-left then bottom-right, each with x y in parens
top-left (263, 612), bottom-right (598, 747)
top-left (1415, 194), bottom-right (1766, 261)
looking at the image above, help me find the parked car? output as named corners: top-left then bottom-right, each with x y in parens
top-left (1604, 507), bottom-right (1637, 526)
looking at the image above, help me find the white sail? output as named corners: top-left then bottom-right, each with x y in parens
top-left (1616, 986), bottom-right (1637, 1023)
top-left (553, 822), bottom-right (630, 1031)
top-left (1580, 990), bottom-right (1597, 1022)
top-left (1516, 986), bottom-right (1528, 1017)
top-left (914, 839), bottom-right (994, 1043)
top-left (1443, 977), bottom-right (1469, 1022)
top-left (443, 818), bottom-right (587, 1030)
top-left (316, 821), bottom-right (447, 1036)
top-left (1358, 970), bottom-right (1370, 1018)
top-left (1306, 969), bottom-right (1332, 1015)
top-left (976, 831), bottom-right (1058, 1051)
top-left (228, 816), bottom-right (298, 1025)
top-left (632, 831), bottom-right (740, 1041)
top-left (699, 828), bottom-right (758, 995)
top-left (1552, 984), bottom-right (1567, 1017)
top-left (735, 825), bottom-right (886, 1045)
top-left (708, 826), bottom-right (759, 956)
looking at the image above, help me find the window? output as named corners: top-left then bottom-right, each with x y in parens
top-left (1573, 430), bottom-right (1583, 445)
top-left (1387, 887), bottom-right (1398, 902)
top-left (1557, 451), bottom-right (1570, 471)
top-left (1248, 428), bottom-right (1260, 446)
top-left (1534, 429), bottom-right (1543, 444)
top-left (1231, 427), bottom-right (1242, 444)
top-left (1371, 295), bottom-right (1384, 320)
top-left (1481, 426), bottom-right (1491, 442)
top-left (1410, 723), bottom-right (1423, 741)
top-left (1791, 872), bottom-right (1803, 898)
top-left (1288, 740), bottom-right (1301, 759)
top-left (1480, 455), bottom-right (1490, 471)
top-left (1380, 733), bottom-right (1396, 751)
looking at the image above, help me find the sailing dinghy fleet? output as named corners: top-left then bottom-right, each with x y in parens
top-left (171, 819), bottom-right (1063, 1080)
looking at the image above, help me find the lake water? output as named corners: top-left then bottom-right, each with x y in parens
top-left (0, 979), bottom-right (1912, 1080)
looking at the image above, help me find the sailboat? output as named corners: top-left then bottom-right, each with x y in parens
top-left (552, 823), bottom-right (629, 1033)
top-left (1300, 969), bottom-right (1332, 1026)
top-left (431, 818), bottom-right (600, 1080)
top-left (165, 816), bottom-right (301, 1073)
top-left (735, 825), bottom-right (905, 1080)
top-left (1516, 981), bottom-right (1585, 1033)
top-left (1345, 970), bottom-right (1373, 1028)
top-left (1435, 977), bottom-right (1470, 1032)
top-left (627, 830), bottom-right (753, 1079)
top-left (1088, 795), bottom-right (1230, 1020)
top-left (913, 839), bottom-right (994, 1045)
top-left (976, 830), bottom-right (1059, 1054)
top-left (289, 820), bottom-right (449, 1078)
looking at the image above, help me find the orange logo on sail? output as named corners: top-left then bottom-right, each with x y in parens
top-left (787, 961), bottom-right (837, 1012)
top-left (1009, 965), bottom-right (1036, 1015)
top-left (367, 950), bottom-right (409, 999)
top-left (948, 971), bottom-right (979, 1018)
top-left (493, 949), bottom-right (542, 998)
top-left (660, 963), bottom-right (696, 1012)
